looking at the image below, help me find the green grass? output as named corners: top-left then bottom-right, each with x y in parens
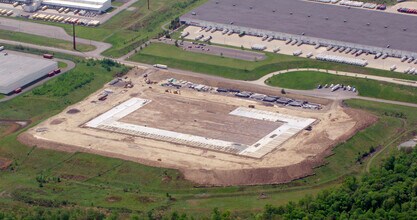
top-left (112, 1), bottom-right (124, 7)
top-left (130, 43), bottom-right (417, 81)
top-left (1, 97), bottom-right (416, 218)
top-left (19, 0), bottom-right (207, 58)
top-left (58, 61), bottom-right (68, 69)
top-left (1, 46), bottom-right (417, 218)
top-left (266, 71), bottom-right (417, 104)
top-left (0, 29), bottom-right (96, 52)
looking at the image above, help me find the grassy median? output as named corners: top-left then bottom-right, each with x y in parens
top-left (0, 29), bottom-right (96, 52)
top-left (266, 71), bottom-right (417, 104)
top-left (130, 43), bottom-right (417, 81)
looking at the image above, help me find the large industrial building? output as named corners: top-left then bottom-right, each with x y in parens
top-left (180, 0), bottom-right (417, 58)
top-left (15, 0), bottom-right (111, 12)
top-left (41, 0), bottom-right (111, 12)
top-left (0, 52), bottom-right (58, 94)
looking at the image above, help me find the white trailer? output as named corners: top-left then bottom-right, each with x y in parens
top-left (180, 32), bottom-right (189, 38)
top-left (153, 64), bottom-right (168, 69)
top-left (293, 50), bottom-right (302, 56)
top-left (331, 84), bottom-right (341, 92)
top-left (195, 35), bottom-right (204, 40)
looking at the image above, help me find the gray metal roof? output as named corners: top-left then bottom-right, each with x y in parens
top-left (182, 0), bottom-right (417, 54)
top-left (0, 52), bottom-right (57, 94)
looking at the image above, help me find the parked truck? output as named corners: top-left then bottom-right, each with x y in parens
top-left (43, 54), bottom-right (53, 59)
top-left (153, 64), bottom-right (168, 69)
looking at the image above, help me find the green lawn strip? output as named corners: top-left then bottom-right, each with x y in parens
top-left (0, 29), bottom-right (95, 52)
top-left (130, 43), bottom-right (417, 81)
top-left (111, 0), bottom-right (124, 7)
top-left (1, 46), bottom-right (417, 218)
top-left (266, 71), bottom-right (417, 104)
top-left (58, 61), bottom-right (68, 69)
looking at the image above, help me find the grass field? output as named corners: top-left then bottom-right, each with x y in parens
top-left (129, 43), bottom-right (417, 81)
top-left (20, 0), bottom-right (206, 58)
top-left (0, 29), bottom-right (96, 52)
top-left (1, 95), bottom-right (416, 218)
top-left (266, 71), bottom-right (417, 104)
top-left (0, 46), bottom-right (415, 218)
top-left (0, 45), bottom-right (416, 219)
top-left (58, 61), bottom-right (68, 69)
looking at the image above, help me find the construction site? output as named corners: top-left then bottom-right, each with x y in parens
top-left (21, 67), bottom-right (377, 186)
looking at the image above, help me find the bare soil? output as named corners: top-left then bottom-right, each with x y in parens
top-left (19, 68), bottom-right (377, 186)
top-left (66, 109), bottom-right (80, 114)
top-left (0, 157), bottom-right (12, 170)
top-left (120, 93), bottom-right (281, 145)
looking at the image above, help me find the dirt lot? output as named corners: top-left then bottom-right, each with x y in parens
top-left (120, 93), bottom-right (281, 145)
top-left (0, 157), bottom-right (12, 170)
top-left (19, 68), bottom-right (377, 186)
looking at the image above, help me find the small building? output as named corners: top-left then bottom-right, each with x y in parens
top-left (228, 89), bottom-right (240, 93)
top-left (216, 88), bottom-right (228, 92)
top-left (235, 91), bottom-right (252, 98)
top-left (250, 93), bottom-right (266, 100)
top-left (263, 96), bottom-right (277, 102)
top-left (276, 97), bottom-right (292, 104)
top-left (288, 100), bottom-right (306, 107)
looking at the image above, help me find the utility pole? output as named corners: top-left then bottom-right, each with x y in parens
top-left (72, 23), bottom-right (76, 51)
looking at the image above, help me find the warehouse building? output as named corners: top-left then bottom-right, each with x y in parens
top-left (180, 0), bottom-right (417, 58)
top-left (41, 0), bottom-right (111, 12)
top-left (0, 52), bottom-right (58, 94)
top-left (13, 0), bottom-right (111, 12)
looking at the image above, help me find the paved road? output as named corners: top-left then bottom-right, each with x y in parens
top-left (0, 17), bottom-right (111, 57)
top-left (1, 22), bottom-right (416, 108)
top-left (119, 60), bottom-right (417, 108)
